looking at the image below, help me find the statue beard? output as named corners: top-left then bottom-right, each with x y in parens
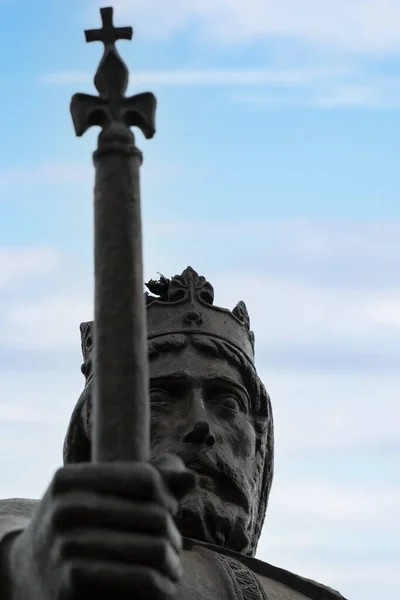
top-left (176, 479), bottom-right (254, 553)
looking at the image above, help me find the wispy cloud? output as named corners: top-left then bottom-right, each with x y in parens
top-left (314, 84), bottom-right (379, 108)
top-left (0, 161), bottom-right (183, 193)
top-left (262, 477), bottom-right (400, 598)
top-left (235, 78), bottom-right (400, 109)
top-left (4, 294), bottom-right (93, 351)
top-left (41, 65), bottom-right (400, 109)
top-left (41, 67), bottom-right (336, 87)
top-left (0, 163), bottom-right (92, 187)
top-left (0, 247), bottom-right (61, 291)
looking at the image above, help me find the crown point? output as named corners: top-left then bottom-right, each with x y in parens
top-left (81, 268), bottom-right (256, 367)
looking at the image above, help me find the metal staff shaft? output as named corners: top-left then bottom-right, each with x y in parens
top-left (92, 145), bottom-right (149, 463)
top-left (70, 6), bottom-right (156, 463)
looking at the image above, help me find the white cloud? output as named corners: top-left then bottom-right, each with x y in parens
top-left (270, 480), bottom-right (400, 529)
top-left (41, 67), bottom-right (335, 87)
top-left (364, 296), bottom-right (400, 329)
top-left (0, 246), bottom-right (91, 352)
top-left (147, 219), bottom-right (400, 290)
top-left (90, 0), bottom-right (400, 54)
top-left (0, 247), bottom-right (61, 291)
top-left (259, 478), bottom-right (400, 599)
top-left (220, 274), bottom-right (400, 343)
top-left (0, 162), bottom-right (183, 194)
top-left (315, 84), bottom-right (379, 108)
top-left (0, 371), bottom-right (80, 425)
top-left (235, 77), bottom-right (400, 108)
top-left (42, 66), bottom-right (400, 109)
top-left (264, 370), bottom-right (400, 454)
top-left (4, 294), bottom-right (93, 351)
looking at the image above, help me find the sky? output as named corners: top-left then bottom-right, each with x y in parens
top-left (0, 0), bottom-right (399, 598)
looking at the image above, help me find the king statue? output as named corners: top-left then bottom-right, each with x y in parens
top-left (0, 7), bottom-right (348, 600)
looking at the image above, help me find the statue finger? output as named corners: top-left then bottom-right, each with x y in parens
top-left (51, 463), bottom-right (168, 506)
top-left (63, 559), bottom-right (177, 600)
top-left (55, 530), bottom-right (182, 582)
top-left (50, 492), bottom-right (182, 553)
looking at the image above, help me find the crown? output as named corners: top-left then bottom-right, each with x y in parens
top-left (80, 267), bottom-right (255, 372)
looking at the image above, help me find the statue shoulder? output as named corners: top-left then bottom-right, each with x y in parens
top-left (247, 556), bottom-right (348, 600)
top-left (0, 499), bottom-right (38, 518)
top-left (181, 538), bottom-right (348, 600)
top-left (0, 499), bottom-right (38, 542)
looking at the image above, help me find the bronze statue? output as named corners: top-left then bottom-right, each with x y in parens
top-left (0, 8), bottom-right (348, 600)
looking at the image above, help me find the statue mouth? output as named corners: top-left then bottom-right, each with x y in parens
top-left (188, 464), bottom-right (213, 479)
top-left (177, 451), bottom-right (250, 512)
top-left (178, 453), bottom-right (219, 481)
top-left (182, 459), bottom-right (216, 487)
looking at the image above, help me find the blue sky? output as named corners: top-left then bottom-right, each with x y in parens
top-left (0, 1), bottom-right (399, 599)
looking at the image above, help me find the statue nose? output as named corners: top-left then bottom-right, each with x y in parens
top-left (182, 420), bottom-right (215, 447)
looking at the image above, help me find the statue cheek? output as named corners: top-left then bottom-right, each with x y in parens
top-left (232, 419), bottom-right (257, 461)
top-left (150, 411), bottom-right (180, 449)
top-left (150, 414), bottom-right (167, 445)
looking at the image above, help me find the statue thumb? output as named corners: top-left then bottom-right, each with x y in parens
top-left (153, 453), bottom-right (198, 501)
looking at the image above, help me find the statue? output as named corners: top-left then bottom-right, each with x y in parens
top-left (0, 8), bottom-right (348, 600)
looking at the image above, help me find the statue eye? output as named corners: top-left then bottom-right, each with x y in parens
top-left (216, 394), bottom-right (243, 415)
top-left (150, 388), bottom-right (171, 409)
top-left (222, 397), bottom-right (240, 410)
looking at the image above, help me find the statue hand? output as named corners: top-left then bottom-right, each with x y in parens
top-left (9, 455), bottom-right (196, 600)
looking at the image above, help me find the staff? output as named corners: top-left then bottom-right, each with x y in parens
top-left (70, 6), bottom-right (156, 463)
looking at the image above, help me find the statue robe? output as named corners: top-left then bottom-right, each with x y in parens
top-left (0, 499), bottom-right (347, 600)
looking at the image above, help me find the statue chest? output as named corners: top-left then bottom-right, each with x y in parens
top-left (178, 546), bottom-right (269, 600)
top-left (177, 546), bottom-right (316, 600)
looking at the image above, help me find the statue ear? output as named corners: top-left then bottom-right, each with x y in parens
top-left (79, 321), bottom-right (93, 380)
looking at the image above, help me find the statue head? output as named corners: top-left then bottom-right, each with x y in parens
top-left (63, 267), bottom-right (274, 556)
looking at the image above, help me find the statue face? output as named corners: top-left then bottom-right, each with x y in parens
top-left (149, 340), bottom-right (260, 552)
top-left (66, 273), bottom-right (273, 554)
